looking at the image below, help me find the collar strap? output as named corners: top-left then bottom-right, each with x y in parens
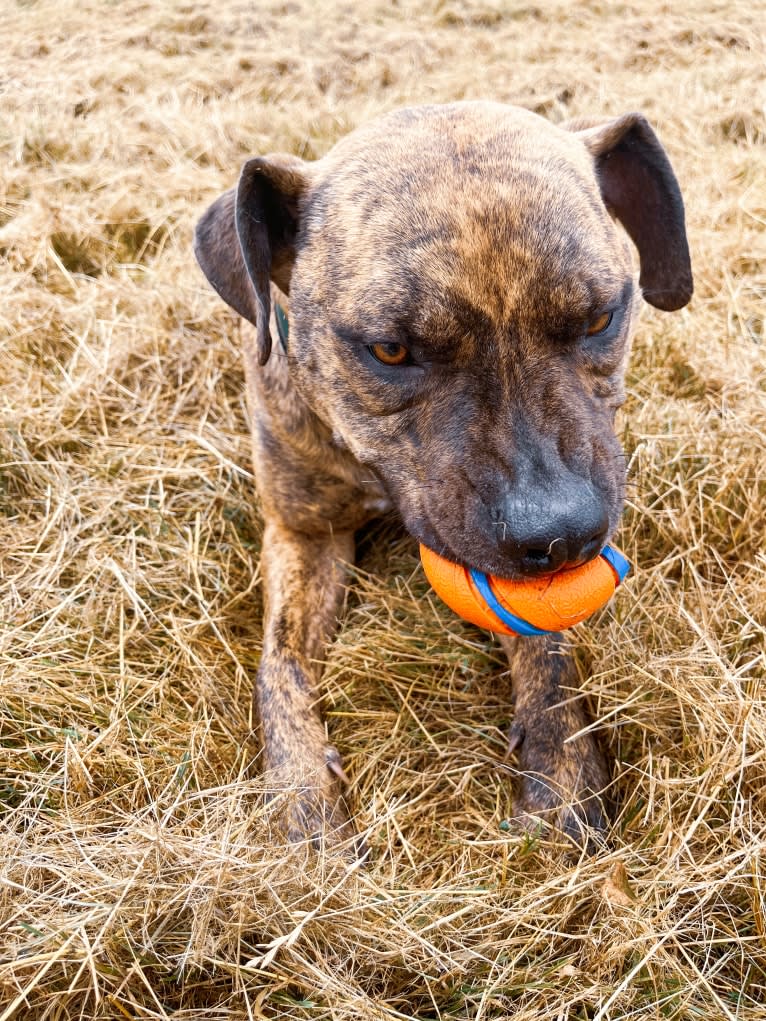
top-left (275, 302), bottom-right (289, 352)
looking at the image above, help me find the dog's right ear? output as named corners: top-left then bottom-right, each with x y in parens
top-left (194, 155), bottom-right (309, 365)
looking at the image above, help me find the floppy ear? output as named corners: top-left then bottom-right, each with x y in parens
top-left (567, 113), bottom-right (693, 311)
top-left (194, 155), bottom-right (308, 364)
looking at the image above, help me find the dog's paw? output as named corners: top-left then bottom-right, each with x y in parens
top-left (267, 744), bottom-right (361, 854)
top-left (508, 716), bottom-right (612, 851)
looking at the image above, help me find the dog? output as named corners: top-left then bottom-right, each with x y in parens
top-left (194, 101), bottom-right (692, 847)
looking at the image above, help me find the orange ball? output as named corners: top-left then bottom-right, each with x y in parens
top-left (420, 544), bottom-right (630, 635)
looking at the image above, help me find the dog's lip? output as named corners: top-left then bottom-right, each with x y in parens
top-left (406, 517), bottom-right (522, 579)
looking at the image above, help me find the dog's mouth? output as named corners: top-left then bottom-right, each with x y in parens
top-left (409, 513), bottom-right (614, 581)
top-left (369, 455), bottom-right (621, 581)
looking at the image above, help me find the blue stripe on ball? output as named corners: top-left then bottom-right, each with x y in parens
top-left (468, 569), bottom-right (553, 636)
top-left (600, 544), bottom-right (630, 583)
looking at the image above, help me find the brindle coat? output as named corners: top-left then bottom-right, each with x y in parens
top-left (195, 102), bottom-right (692, 846)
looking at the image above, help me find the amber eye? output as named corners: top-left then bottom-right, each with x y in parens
top-left (369, 342), bottom-right (411, 366)
top-left (586, 311), bottom-right (614, 336)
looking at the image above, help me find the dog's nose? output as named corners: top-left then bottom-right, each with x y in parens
top-left (495, 489), bottom-right (609, 576)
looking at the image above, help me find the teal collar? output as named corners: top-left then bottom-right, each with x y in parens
top-left (275, 302), bottom-right (289, 352)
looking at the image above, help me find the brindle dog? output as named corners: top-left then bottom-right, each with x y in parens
top-left (194, 101), bottom-right (692, 847)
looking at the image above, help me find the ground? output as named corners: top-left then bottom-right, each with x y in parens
top-left (1, 0), bottom-right (765, 1018)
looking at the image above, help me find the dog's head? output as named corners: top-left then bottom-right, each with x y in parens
top-left (195, 102), bottom-right (692, 578)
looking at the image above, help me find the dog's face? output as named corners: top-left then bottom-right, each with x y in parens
top-left (196, 103), bottom-right (692, 578)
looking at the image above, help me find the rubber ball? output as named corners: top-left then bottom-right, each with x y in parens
top-left (420, 543), bottom-right (630, 635)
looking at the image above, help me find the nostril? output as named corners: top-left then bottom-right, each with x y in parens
top-left (520, 550), bottom-right (554, 573)
top-left (525, 547), bottom-right (549, 562)
top-left (522, 537), bottom-right (569, 573)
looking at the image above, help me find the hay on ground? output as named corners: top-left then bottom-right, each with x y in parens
top-left (1, 1), bottom-right (765, 1018)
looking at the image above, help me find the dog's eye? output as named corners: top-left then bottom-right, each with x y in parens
top-left (586, 311), bottom-right (613, 336)
top-left (369, 342), bottom-right (412, 366)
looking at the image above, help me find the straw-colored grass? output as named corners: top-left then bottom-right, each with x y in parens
top-left (1, 0), bottom-right (765, 1017)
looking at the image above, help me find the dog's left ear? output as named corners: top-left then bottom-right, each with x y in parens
top-left (568, 113), bottom-right (693, 311)
top-left (195, 155), bottom-right (309, 365)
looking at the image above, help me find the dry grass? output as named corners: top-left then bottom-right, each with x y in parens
top-left (1, 0), bottom-right (765, 1017)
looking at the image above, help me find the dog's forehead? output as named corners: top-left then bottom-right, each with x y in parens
top-left (312, 103), bottom-right (598, 216)
top-left (319, 101), bottom-right (587, 171)
top-left (302, 103), bottom-right (627, 327)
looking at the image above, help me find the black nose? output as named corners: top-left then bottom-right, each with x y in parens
top-left (495, 489), bottom-right (609, 576)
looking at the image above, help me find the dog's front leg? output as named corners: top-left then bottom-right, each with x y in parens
top-left (256, 516), bottom-right (355, 846)
top-left (499, 633), bottom-right (611, 846)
